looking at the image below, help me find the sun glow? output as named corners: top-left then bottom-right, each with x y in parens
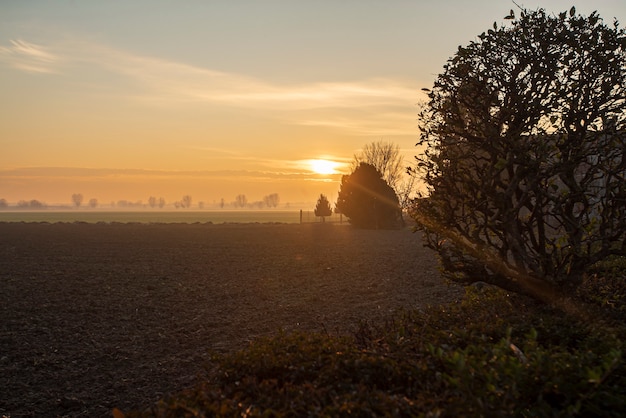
top-left (309, 159), bottom-right (340, 175)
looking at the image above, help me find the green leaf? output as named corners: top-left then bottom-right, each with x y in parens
top-left (587, 368), bottom-right (602, 384)
top-left (493, 21), bottom-right (498, 30)
top-left (570, 6), bottom-right (576, 17)
top-left (495, 158), bottom-right (508, 170)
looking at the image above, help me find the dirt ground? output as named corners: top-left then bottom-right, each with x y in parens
top-left (0, 222), bottom-right (463, 417)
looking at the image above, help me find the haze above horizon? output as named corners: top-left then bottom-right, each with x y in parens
top-left (2, 0), bottom-right (625, 207)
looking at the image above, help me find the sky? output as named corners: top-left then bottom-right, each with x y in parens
top-left (1, 1), bottom-right (625, 208)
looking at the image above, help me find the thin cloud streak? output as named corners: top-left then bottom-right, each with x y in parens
top-left (103, 49), bottom-right (419, 113)
top-left (0, 39), bottom-right (59, 73)
top-left (1, 37), bottom-right (419, 132)
top-left (187, 146), bottom-right (242, 156)
top-left (0, 36), bottom-right (421, 142)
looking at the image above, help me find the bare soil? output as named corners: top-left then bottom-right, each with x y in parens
top-left (0, 222), bottom-right (463, 417)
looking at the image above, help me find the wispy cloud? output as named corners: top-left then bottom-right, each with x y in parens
top-left (0, 39), bottom-right (59, 73)
top-left (85, 43), bottom-right (419, 114)
top-left (187, 146), bottom-right (242, 156)
top-left (299, 108), bottom-right (419, 137)
top-left (1, 37), bottom-right (421, 136)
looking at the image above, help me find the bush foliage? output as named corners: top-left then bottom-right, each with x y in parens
top-left (336, 163), bottom-right (401, 229)
top-left (412, 7), bottom-right (626, 296)
top-left (120, 274), bottom-right (626, 417)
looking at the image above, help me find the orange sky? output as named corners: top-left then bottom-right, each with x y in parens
top-left (2, 1), bottom-right (625, 208)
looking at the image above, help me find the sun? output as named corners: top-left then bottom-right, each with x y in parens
top-left (309, 159), bottom-right (339, 175)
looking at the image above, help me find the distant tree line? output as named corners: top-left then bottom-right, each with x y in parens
top-left (174, 195), bottom-right (193, 209)
top-left (70, 193), bottom-right (98, 209)
top-left (17, 199), bottom-right (47, 209)
top-left (147, 196), bottom-right (166, 209)
top-left (0, 199), bottom-right (48, 210)
top-left (114, 200), bottom-right (146, 209)
top-left (231, 193), bottom-right (280, 209)
top-left (0, 193), bottom-right (286, 210)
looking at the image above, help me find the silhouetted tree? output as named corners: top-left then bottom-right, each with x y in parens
top-left (0, 198), bottom-right (7, 209)
top-left (181, 195), bottom-right (192, 209)
top-left (412, 7), bottom-right (626, 297)
top-left (263, 193), bottom-right (280, 208)
top-left (29, 199), bottom-right (46, 209)
top-left (314, 194), bottom-right (333, 222)
top-left (336, 163), bottom-right (400, 229)
top-left (16, 199), bottom-right (46, 209)
top-left (353, 141), bottom-right (404, 193)
top-left (88, 198), bottom-right (98, 209)
top-left (148, 196), bottom-right (157, 208)
top-left (396, 173), bottom-right (417, 211)
top-left (117, 200), bottom-right (141, 208)
top-left (71, 193), bottom-right (83, 208)
top-left (158, 197), bottom-right (166, 208)
top-left (235, 194), bottom-right (247, 208)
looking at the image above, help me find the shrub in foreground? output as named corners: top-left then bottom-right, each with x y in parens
top-left (412, 7), bottom-right (626, 297)
top-left (119, 286), bottom-right (626, 417)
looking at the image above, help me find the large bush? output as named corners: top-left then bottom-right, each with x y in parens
top-left (336, 163), bottom-right (400, 229)
top-left (412, 7), bottom-right (626, 296)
